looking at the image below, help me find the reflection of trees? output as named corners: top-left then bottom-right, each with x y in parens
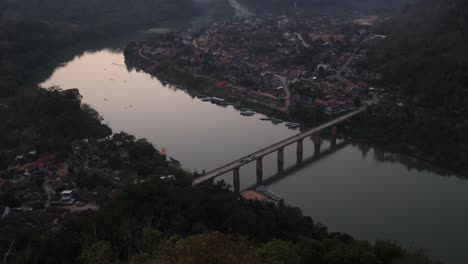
top-left (356, 142), bottom-right (371, 159)
top-left (356, 143), bottom-right (457, 178)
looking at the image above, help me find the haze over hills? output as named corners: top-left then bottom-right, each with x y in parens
top-left (0, 0), bottom-right (467, 263)
top-left (236, 0), bottom-right (412, 15)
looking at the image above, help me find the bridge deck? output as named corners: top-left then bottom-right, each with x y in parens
top-left (193, 107), bottom-right (365, 185)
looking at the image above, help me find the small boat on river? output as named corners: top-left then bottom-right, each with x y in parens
top-left (271, 118), bottom-right (283, 124)
top-left (256, 186), bottom-right (282, 202)
top-left (285, 122), bottom-right (300, 129)
top-left (170, 157), bottom-right (181, 165)
top-left (240, 111), bottom-right (256, 116)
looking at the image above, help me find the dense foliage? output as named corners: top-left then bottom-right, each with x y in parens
top-left (358, 0), bottom-right (468, 173)
top-left (237, 0), bottom-right (409, 15)
top-left (0, 87), bottom-right (111, 167)
top-left (0, 0), bottom-right (200, 97)
top-left (0, 177), bottom-right (440, 264)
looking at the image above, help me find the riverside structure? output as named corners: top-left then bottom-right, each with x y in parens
top-left (193, 106), bottom-right (366, 192)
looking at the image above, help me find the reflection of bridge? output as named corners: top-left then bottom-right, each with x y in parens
top-left (242, 140), bottom-right (350, 191)
top-left (193, 107), bottom-right (366, 192)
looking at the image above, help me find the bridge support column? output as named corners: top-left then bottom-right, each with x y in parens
top-left (331, 125), bottom-right (337, 148)
top-left (277, 148), bottom-right (284, 172)
top-left (233, 168), bottom-right (240, 193)
top-left (297, 139), bottom-right (303, 163)
top-left (313, 132), bottom-right (321, 156)
top-left (256, 158), bottom-right (263, 185)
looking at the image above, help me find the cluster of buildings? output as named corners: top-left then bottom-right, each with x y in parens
top-left (136, 15), bottom-right (384, 115)
top-left (0, 133), bottom-right (151, 223)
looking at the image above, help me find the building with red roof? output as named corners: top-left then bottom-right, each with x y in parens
top-left (241, 190), bottom-right (268, 202)
top-left (215, 80), bottom-right (229, 88)
top-left (356, 81), bottom-right (368, 88)
top-left (314, 99), bottom-right (328, 106)
top-left (0, 177), bottom-right (8, 188)
top-left (56, 168), bottom-right (70, 178)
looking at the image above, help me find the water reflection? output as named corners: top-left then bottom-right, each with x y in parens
top-left (355, 143), bottom-right (455, 178)
top-left (40, 41), bottom-right (468, 264)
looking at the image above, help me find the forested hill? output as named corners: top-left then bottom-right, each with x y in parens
top-left (237, 0), bottom-right (411, 15)
top-left (0, 0), bottom-right (198, 29)
top-left (355, 0), bottom-right (468, 173)
top-left (370, 0), bottom-right (468, 113)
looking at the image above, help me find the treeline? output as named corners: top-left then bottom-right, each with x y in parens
top-left (0, 0), bottom-right (201, 165)
top-left (360, 0), bottom-right (468, 173)
top-left (0, 0), bottom-right (200, 97)
top-left (0, 87), bottom-right (111, 168)
top-left (0, 176), bottom-right (440, 263)
top-left (237, 0), bottom-right (409, 15)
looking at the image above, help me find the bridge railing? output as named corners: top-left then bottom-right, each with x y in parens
top-left (194, 106), bottom-right (365, 184)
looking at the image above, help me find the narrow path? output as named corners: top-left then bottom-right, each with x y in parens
top-left (336, 48), bottom-right (358, 84)
top-left (276, 75), bottom-right (291, 112)
top-left (295, 33), bottom-right (310, 48)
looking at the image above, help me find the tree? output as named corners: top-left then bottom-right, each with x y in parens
top-left (79, 241), bottom-right (113, 264)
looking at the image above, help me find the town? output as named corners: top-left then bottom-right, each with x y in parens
top-left (126, 15), bottom-right (398, 125)
top-left (0, 132), bottom-right (184, 226)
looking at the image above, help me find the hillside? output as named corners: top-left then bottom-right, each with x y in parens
top-left (237, 0), bottom-right (411, 15)
top-left (356, 0), bottom-right (468, 172)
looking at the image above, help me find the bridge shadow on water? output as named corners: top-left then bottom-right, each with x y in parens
top-left (242, 140), bottom-right (351, 192)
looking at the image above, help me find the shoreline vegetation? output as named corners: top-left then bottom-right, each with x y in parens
top-left (0, 0), bottom-right (462, 262)
top-left (123, 18), bottom-right (465, 178)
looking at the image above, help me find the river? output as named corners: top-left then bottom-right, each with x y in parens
top-left (40, 33), bottom-right (468, 264)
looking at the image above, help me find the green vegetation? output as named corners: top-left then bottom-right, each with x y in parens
top-left (237, 0), bottom-right (408, 15)
top-left (0, 0), bottom-right (199, 165)
top-left (0, 87), bottom-right (111, 168)
top-left (0, 177), bottom-right (440, 263)
top-left (357, 0), bottom-right (468, 173)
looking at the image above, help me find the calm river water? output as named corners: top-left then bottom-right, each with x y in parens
top-left (40, 35), bottom-right (468, 264)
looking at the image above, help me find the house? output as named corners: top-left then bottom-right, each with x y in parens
top-left (0, 177), bottom-right (8, 189)
top-left (356, 81), bottom-right (368, 88)
top-left (325, 102), bottom-right (343, 114)
top-left (241, 190), bottom-right (268, 202)
top-left (16, 162), bottom-right (38, 175)
top-left (60, 190), bottom-right (75, 205)
top-left (316, 64), bottom-right (331, 71)
top-left (215, 80), bottom-right (229, 88)
top-left (314, 99), bottom-right (328, 107)
top-left (56, 168), bottom-right (70, 178)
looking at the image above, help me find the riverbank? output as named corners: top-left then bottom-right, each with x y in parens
top-left (38, 44), bottom-right (468, 264)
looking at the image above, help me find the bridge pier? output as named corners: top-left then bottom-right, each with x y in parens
top-left (277, 147), bottom-right (284, 172)
top-left (233, 168), bottom-right (240, 193)
top-left (297, 139), bottom-right (303, 163)
top-left (256, 158), bottom-right (263, 185)
top-left (313, 132), bottom-right (321, 156)
top-left (331, 125), bottom-right (337, 148)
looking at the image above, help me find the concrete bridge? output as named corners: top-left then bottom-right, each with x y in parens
top-left (193, 106), bottom-right (366, 192)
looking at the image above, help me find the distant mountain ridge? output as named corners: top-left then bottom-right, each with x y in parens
top-left (359, 0), bottom-right (468, 173)
top-left (236, 0), bottom-right (411, 15)
top-left (371, 0), bottom-right (468, 111)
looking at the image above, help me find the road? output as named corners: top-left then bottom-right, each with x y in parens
top-left (336, 48), bottom-right (358, 83)
top-left (276, 75), bottom-right (291, 112)
top-left (295, 33), bottom-right (310, 48)
top-left (42, 178), bottom-right (54, 208)
top-left (193, 106), bottom-right (366, 185)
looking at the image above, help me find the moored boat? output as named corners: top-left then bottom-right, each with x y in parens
top-left (240, 111), bottom-right (256, 116)
top-left (285, 122), bottom-right (300, 129)
top-left (270, 118), bottom-right (283, 124)
top-left (256, 186), bottom-right (282, 201)
top-left (169, 157), bottom-right (181, 165)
